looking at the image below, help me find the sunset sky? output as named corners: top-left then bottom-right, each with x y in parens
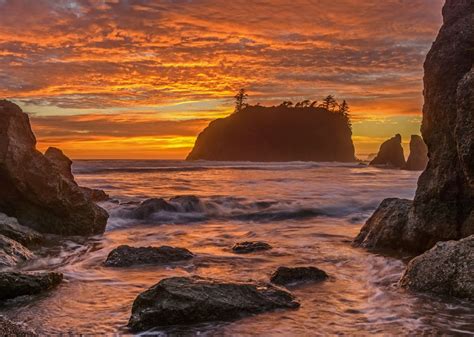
top-left (0, 0), bottom-right (444, 159)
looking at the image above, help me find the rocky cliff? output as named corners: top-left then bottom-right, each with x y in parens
top-left (0, 100), bottom-right (108, 235)
top-left (404, 135), bottom-right (428, 171)
top-left (369, 134), bottom-right (406, 168)
top-left (187, 106), bottom-right (355, 162)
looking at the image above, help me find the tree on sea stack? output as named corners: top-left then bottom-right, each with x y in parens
top-left (234, 88), bottom-right (248, 113)
top-left (339, 100), bottom-right (352, 130)
top-left (321, 95), bottom-right (338, 111)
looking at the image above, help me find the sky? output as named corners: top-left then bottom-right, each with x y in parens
top-left (0, 0), bottom-right (445, 159)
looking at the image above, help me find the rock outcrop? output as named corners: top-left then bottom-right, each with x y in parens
top-left (0, 316), bottom-right (36, 336)
top-left (0, 213), bottom-right (42, 246)
top-left (369, 134), bottom-right (406, 168)
top-left (0, 235), bottom-right (34, 267)
top-left (0, 271), bottom-right (63, 300)
top-left (404, 135), bottom-right (428, 171)
top-left (232, 241), bottom-right (272, 254)
top-left (104, 245), bottom-right (194, 267)
top-left (127, 276), bottom-right (299, 332)
top-left (0, 100), bottom-right (108, 235)
top-left (400, 235), bottom-right (474, 299)
top-left (355, 0), bottom-right (474, 254)
top-left (187, 105), bottom-right (355, 162)
top-left (270, 266), bottom-right (328, 286)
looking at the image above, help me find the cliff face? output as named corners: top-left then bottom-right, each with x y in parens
top-left (187, 106), bottom-right (355, 162)
top-left (369, 134), bottom-right (406, 168)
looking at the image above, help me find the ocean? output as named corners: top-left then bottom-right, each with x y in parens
top-left (3, 160), bottom-right (474, 335)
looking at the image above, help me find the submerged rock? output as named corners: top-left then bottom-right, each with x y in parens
top-left (232, 241), bottom-right (272, 254)
top-left (270, 266), bottom-right (328, 286)
top-left (0, 213), bottom-right (42, 246)
top-left (0, 235), bottom-right (34, 268)
top-left (0, 271), bottom-right (63, 300)
top-left (169, 195), bottom-right (204, 212)
top-left (104, 245), bottom-right (194, 267)
top-left (127, 276), bottom-right (299, 332)
top-left (0, 316), bottom-right (36, 336)
top-left (128, 198), bottom-right (178, 220)
top-left (369, 134), bottom-right (406, 168)
top-left (0, 100), bottom-right (108, 235)
top-left (404, 135), bottom-right (428, 171)
top-left (399, 235), bottom-right (474, 299)
top-left (353, 198), bottom-right (414, 252)
top-left (186, 105), bottom-right (355, 162)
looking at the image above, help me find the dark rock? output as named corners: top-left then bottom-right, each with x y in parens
top-left (0, 100), bottom-right (108, 235)
top-left (270, 266), bottom-right (328, 286)
top-left (0, 271), bottom-right (63, 300)
top-left (399, 235), bottom-right (474, 299)
top-left (169, 195), bottom-right (204, 212)
top-left (0, 316), bottom-right (36, 336)
top-left (0, 213), bottom-right (42, 246)
top-left (127, 276), bottom-right (299, 332)
top-left (128, 198), bottom-right (177, 220)
top-left (353, 198), bottom-right (415, 252)
top-left (186, 105), bottom-right (355, 162)
top-left (369, 134), bottom-right (406, 168)
top-left (104, 245), bottom-right (194, 267)
top-left (80, 186), bottom-right (109, 202)
top-left (0, 235), bottom-right (34, 267)
top-left (404, 135), bottom-right (428, 171)
top-left (232, 241), bottom-right (272, 254)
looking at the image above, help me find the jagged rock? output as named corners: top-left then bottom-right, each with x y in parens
top-left (0, 316), bottom-right (36, 336)
top-left (187, 105), bottom-right (355, 162)
top-left (0, 100), bottom-right (108, 235)
top-left (0, 235), bottom-right (34, 267)
top-left (353, 198), bottom-right (415, 252)
top-left (127, 276), bottom-right (299, 332)
top-left (232, 241), bottom-right (272, 254)
top-left (0, 213), bottom-right (42, 246)
top-left (104, 245), bottom-right (194, 267)
top-left (128, 198), bottom-right (177, 220)
top-left (0, 271), bottom-right (63, 300)
top-left (270, 266), bottom-right (328, 286)
top-left (369, 134), bottom-right (406, 168)
top-left (399, 235), bottom-right (474, 299)
top-left (404, 135), bottom-right (428, 171)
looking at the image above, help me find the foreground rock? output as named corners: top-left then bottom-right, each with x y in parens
top-left (104, 245), bottom-right (194, 267)
top-left (0, 235), bottom-right (34, 267)
top-left (127, 276), bottom-right (299, 332)
top-left (369, 134), bottom-right (406, 168)
top-left (0, 316), bottom-right (36, 336)
top-left (232, 241), bottom-right (272, 254)
top-left (0, 213), bottom-right (42, 246)
top-left (270, 266), bottom-right (328, 286)
top-left (400, 235), bottom-right (474, 299)
top-left (0, 100), bottom-right (108, 235)
top-left (353, 198), bottom-right (414, 252)
top-left (0, 271), bottom-right (63, 300)
top-left (187, 105), bottom-right (355, 162)
top-left (404, 135), bottom-right (428, 171)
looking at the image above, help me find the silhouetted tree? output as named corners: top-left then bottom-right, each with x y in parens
top-left (280, 101), bottom-right (293, 108)
top-left (300, 99), bottom-right (311, 107)
top-left (234, 89), bottom-right (248, 113)
top-left (310, 100), bottom-right (318, 107)
top-left (339, 100), bottom-right (352, 130)
top-left (320, 95), bottom-right (338, 111)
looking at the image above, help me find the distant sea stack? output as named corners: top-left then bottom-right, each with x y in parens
top-left (404, 135), bottom-right (428, 171)
top-left (187, 105), bottom-right (356, 162)
top-left (369, 134), bottom-right (405, 168)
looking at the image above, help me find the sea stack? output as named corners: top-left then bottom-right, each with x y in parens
top-left (404, 135), bottom-right (428, 171)
top-left (187, 105), bottom-right (355, 162)
top-left (369, 134), bottom-right (406, 168)
top-left (0, 100), bottom-right (108, 235)
top-left (355, 0), bottom-right (473, 254)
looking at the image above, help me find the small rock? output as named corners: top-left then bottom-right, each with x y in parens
top-left (127, 276), bottom-right (299, 332)
top-left (129, 198), bottom-right (177, 220)
top-left (80, 187), bottom-right (109, 202)
top-left (104, 245), bottom-right (194, 267)
top-left (0, 316), bottom-right (36, 336)
top-left (0, 235), bottom-right (34, 267)
top-left (0, 271), bottom-right (63, 300)
top-left (270, 266), bottom-right (328, 286)
top-left (169, 195), bottom-right (204, 212)
top-left (232, 241), bottom-right (272, 254)
top-left (0, 213), bottom-right (43, 246)
top-left (399, 235), bottom-right (474, 299)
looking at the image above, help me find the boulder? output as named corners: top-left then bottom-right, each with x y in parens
top-left (404, 135), bottom-right (428, 171)
top-left (0, 316), bottom-right (36, 336)
top-left (104, 245), bottom-right (194, 267)
top-left (0, 213), bottom-right (42, 246)
top-left (369, 134), bottom-right (406, 168)
top-left (270, 266), bottom-right (328, 286)
top-left (128, 198), bottom-right (178, 220)
top-left (0, 235), bottom-right (34, 268)
top-left (80, 187), bottom-right (109, 202)
top-left (399, 235), bottom-right (474, 299)
top-left (232, 241), bottom-right (272, 254)
top-left (0, 100), bottom-right (108, 235)
top-left (127, 276), bottom-right (299, 332)
top-left (169, 195), bottom-right (204, 212)
top-left (0, 271), bottom-right (63, 300)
